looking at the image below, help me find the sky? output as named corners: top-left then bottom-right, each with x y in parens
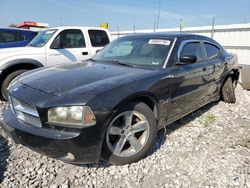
top-left (0, 0), bottom-right (250, 31)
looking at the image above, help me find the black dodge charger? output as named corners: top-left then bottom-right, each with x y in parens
top-left (2, 33), bottom-right (239, 165)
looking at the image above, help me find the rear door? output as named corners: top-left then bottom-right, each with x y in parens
top-left (46, 29), bottom-right (92, 66)
top-left (201, 42), bottom-right (224, 99)
top-left (167, 41), bottom-right (210, 122)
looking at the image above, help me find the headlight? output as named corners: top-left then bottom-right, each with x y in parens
top-left (48, 106), bottom-right (96, 128)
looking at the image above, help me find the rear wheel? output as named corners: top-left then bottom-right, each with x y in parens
top-left (1, 69), bottom-right (28, 100)
top-left (221, 76), bottom-right (236, 103)
top-left (102, 102), bottom-right (157, 165)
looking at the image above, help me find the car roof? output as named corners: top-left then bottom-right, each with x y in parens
top-left (0, 28), bottom-right (37, 32)
top-left (48, 26), bottom-right (109, 31)
top-left (120, 32), bottom-right (212, 40)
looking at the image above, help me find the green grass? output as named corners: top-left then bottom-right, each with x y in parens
top-left (202, 113), bottom-right (216, 126)
top-left (236, 139), bottom-right (250, 149)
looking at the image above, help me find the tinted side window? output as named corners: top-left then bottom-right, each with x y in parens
top-left (19, 33), bottom-right (27, 41)
top-left (88, 30), bottom-right (110, 47)
top-left (204, 43), bottom-right (220, 59)
top-left (180, 42), bottom-right (204, 61)
top-left (0, 32), bottom-right (19, 43)
top-left (51, 29), bottom-right (85, 49)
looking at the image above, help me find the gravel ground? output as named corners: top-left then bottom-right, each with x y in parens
top-left (0, 85), bottom-right (250, 188)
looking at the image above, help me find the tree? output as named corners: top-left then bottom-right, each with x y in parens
top-left (8, 24), bottom-right (16, 28)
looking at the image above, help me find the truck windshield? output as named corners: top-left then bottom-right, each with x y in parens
top-left (28, 29), bottom-right (57, 47)
top-left (92, 37), bottom-right (173, 69)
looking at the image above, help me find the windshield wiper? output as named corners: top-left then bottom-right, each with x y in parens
top-left (109, 60), bottom-right (136, 68)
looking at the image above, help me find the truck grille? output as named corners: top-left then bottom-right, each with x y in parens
top-left (10, 97), bottom-right (42, 128)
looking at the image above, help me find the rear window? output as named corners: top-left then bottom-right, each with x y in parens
top-left (204, 43), bottom-right (220, 59)
top-left (88, 30), bottom-right (110, 47)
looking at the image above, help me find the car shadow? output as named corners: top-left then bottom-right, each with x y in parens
top-left (0, 133), bottom-right (10, 183)
top-left (78, 101), bottom-right (218, 168)
top-left (148, 101), bottom-right (218, 156)
top-left (79, 160), bottom-right (111, 168)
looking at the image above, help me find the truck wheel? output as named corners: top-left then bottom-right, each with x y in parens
top-left (221, 76), bottom-right (236, 103)
top-left (102, 101), bottom-right (157, 165)
top-left (1, 69), bottom-right (28, 100)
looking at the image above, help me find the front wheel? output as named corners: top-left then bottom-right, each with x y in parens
top-left (1, 69), bottom-right (28, 100)
top-left (102, 102), bottom-right (157, 165)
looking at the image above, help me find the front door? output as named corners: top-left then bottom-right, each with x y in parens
top-left (167, 41), bottom-right (210, 123)
top-left (46, 29), bottom-right (92, 66)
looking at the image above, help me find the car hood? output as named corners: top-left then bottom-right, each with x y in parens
top-left (0, 46), bottom-right (43, 61)
top-left (18, 61), bottom-right (152, 96)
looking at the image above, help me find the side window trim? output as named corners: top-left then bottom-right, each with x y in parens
top-left (202, 41), bottom-right (221, 60)
top-left (177, 40), bottom-right (205, 63)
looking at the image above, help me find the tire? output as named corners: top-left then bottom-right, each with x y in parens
top-left (101, 101), bottom-right (157, 165)
top-left (1, 69), bottom-right (28, 100)
top-left (221, 76), bottom-right (236, 103)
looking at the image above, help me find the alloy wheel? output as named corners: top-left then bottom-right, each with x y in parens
top-left (106, 110), bottom-right (150, 158)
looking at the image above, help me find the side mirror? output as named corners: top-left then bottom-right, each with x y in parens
top-left (96, 49), bottom-right (102, 53)
top-left (178, 55), bottom-right (197, 65)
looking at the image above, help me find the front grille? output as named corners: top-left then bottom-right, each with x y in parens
top-left (10, 97), bottom-right (42, 128)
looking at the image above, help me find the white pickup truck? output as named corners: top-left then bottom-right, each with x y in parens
top-left (0, 26), bottom-right (112, 99)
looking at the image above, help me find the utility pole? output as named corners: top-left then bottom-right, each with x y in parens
top-left (117, 25), bottom-right (120, 38)
top-left (59, 17), bottom-right (63, 26)
top-left (179, 18), bottom-right (184, 32)
top-left (156, 1), bottom-right (161, 29)
top-left (211, 16), bottom-right (215, 39)
top-left (133, 19), bottom-right (135, 34)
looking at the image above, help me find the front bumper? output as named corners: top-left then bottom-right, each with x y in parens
top-left (2, 106), bottom-right (109, 164)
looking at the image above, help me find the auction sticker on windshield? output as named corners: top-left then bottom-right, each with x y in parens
top-left (148, 39), bottom-right (171, 46)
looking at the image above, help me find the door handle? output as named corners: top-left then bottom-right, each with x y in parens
top-left (82, 52), bottom-right (89, 55)
top-left (202, 67), bottom-right (207, 71)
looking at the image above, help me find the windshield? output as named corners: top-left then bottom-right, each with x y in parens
top-left (28, 29), bottom-right (57, 47)
top-left (92, 36), bottom-right (173, 69)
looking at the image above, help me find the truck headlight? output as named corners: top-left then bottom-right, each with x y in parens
top-left (48, 106), bottom-right (96, 128)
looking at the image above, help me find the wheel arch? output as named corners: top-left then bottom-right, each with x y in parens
top-left (219, 68), bottom-right (239, 100)
top-left (0, 59), bottom-right (44, 81)
top-left (229, 68), bottom-right (240, 84)
top-left (111, 92), bottom-right (159, 124)
top-left (221, 68), bottom-right (239, 88)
